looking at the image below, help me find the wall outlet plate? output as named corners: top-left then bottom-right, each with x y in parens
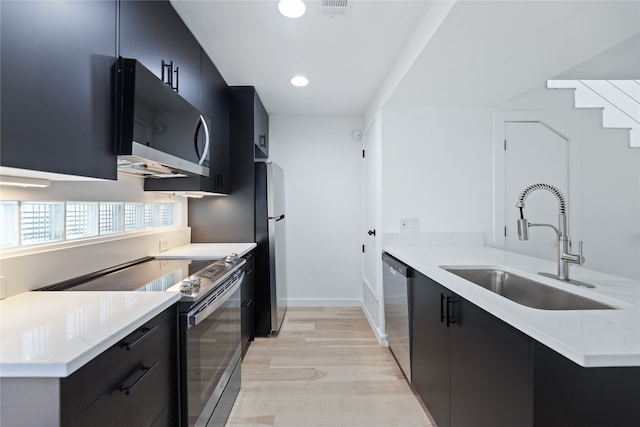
top-left (400, 217), bottom-right (420, 233)
top-left (159, 240), bottom-right (170, 252)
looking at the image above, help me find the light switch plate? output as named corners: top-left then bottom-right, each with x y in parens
top-left (400, 217), bottom-right (419, 232)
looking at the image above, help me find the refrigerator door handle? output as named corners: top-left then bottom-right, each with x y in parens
top-left (268, 215), bottom-right (285, 221)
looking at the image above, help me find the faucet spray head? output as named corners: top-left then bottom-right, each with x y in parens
top-left (517, 218), bottom-right (529, 240)
top-left (517, 206), bottom-right (529, 240)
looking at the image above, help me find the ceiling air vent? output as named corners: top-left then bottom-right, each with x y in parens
top-left (318, 0), bottom-right (354, 17)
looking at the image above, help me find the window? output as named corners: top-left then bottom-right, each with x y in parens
top-left (124, 203), bottom-right (144, 231)
top-left (66, 202), bottom-right (99, 240)
top-left (0, 201), bottom-right (19, 248)
top-left (20, 202), bottom-right (65, 245)
top-left (100, 203), bottom-right (124, 235)
top-left (0, 201), bottom-right (176, 248)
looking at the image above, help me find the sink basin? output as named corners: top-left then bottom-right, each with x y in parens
top-left (442, 268), bottom-right (615, 310)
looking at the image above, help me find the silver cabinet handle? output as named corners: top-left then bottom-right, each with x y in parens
top-left (197, 115), bottom-right (210, 166)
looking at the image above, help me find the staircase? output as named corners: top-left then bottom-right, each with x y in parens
top-left (547, 80), bottom-right (640, 148)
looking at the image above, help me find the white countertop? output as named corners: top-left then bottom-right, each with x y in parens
top-left (0, 291), bottom-right (181, 378)
top-left (384, 246), bottom-right (640, 368)
top-left (152, 243), bottom-right (256, 260)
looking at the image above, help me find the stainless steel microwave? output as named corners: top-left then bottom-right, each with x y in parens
top-left (114, 57), bottom-right (210, 179)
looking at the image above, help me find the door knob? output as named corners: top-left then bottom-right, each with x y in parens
top-left (367, 229), bottom-right (376, 236)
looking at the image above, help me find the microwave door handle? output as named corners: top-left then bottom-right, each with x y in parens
top-left (197, 115), bottom-right (210, 166)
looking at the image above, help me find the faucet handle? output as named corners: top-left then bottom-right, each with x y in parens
top-left (577, 240), bottom-right (584, 265)
top-left (562, 240), bottom-right (585, 265)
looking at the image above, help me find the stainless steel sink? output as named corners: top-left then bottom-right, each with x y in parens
top-left (442, 268), bottom-right (615, 310)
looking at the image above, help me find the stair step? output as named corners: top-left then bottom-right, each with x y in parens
top-left (547, 79), bottom-right (639, 148)
top-left (609, 80), bottom-right (640, 103)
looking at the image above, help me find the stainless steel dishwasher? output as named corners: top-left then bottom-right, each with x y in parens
top-left (382, 252), bottom-right (413, 382)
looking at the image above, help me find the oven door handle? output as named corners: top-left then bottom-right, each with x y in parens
top-left (187, 271), bottom-right (244, 329)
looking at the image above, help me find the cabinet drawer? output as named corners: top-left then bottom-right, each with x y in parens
top-left (66, 335), bottom-right (175, 427)
top-left (61, 307), bottom-right (176, 423)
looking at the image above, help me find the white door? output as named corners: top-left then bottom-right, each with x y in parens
top-left (504, 122), bottom-right (569, 262)
top-left (362, 121), bottom-right (381, 327)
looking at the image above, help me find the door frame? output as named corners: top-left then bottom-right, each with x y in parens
top-left (361, 116), bottom-right (386, 345)
top-left (493, 111), bottom-right (583, 249)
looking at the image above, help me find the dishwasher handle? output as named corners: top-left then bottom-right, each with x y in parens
top-left (382, 253), bottom-right (412, 277)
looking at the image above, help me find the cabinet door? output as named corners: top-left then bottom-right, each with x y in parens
top-left (0, 0), bottom-right (117, 180)
top-left (201, 52), bottom-right (230, 193)
top-left (253, 91), bottom-right (269, 159)
top-left (450, 297), bottom-right (532, 427)
top-left (241, 252), bottom-right (256, 355)
top-left (411, 272), bottom-right (451, 427)
top-left (119, 0), bottom-right (201, 108)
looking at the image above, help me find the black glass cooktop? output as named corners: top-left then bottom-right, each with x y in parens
top-left (42, 258), bottom-right (215, 292)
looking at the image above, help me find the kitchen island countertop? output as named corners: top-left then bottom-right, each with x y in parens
top-left (384, 245), bottom-right (640, 368)
top-left (0, 291), bottom-right (181, 377)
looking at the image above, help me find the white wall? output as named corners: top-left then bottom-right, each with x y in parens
top-left (381, 107), bottom-right (494, 239)
top-left (499, 85), bottom-right (640, 280)
top-left (0, 174), bottom-right (190, 298)
top-left (269, 116), bottom-right (363, 306)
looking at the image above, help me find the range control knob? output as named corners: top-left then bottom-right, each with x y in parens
top-left (225, 253), bottom-right (239, 264)
top-left (179, 279), bottom-right (193, 294)
top-left (179, 277), bottom-right (201, 294)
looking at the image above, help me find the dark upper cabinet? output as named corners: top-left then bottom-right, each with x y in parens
top-left (0, 0), bottom-right (117, 180)
top-left (119, 0), bottom-right (201, 109)
top-left (254, 92), bottom-right (269, 159)
top-left (229, 87), bottom-right (269, 159)
top-left (145, 51), bottom-right (230, 194)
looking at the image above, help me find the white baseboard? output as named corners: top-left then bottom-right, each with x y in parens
top-left (361, 300), bottom-right (388, 346)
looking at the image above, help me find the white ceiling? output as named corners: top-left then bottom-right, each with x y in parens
top-left (170, 0), bottom-right (427, 116)
top-left (171, 0), bottom-right (640, 116)
top-left (388, 0), bottom-right (640, 109)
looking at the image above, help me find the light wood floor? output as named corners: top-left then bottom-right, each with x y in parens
top-left (226, 307), bottom-right (433, 427)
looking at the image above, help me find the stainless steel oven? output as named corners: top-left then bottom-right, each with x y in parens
top-left (40, 254), bottom-right (246, 427)
top-left (180, 267), bottom-right (244, 427)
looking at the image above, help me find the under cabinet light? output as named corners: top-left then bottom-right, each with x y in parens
top-left (0, 175), bottom-right (50, 188)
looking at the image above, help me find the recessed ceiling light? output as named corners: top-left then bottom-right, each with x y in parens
top-left (290, 75), bottom-right (309, 87)
top-left (278, 0), bottom-right (306, 19)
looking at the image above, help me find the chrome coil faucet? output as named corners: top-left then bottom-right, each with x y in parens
top-left (516, 183), bottom-right (584, 282)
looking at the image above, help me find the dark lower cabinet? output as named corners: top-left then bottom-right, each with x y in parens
top-left (60, 305), bottom-right (178, 426)
top-left (449, 297), bottom-right (532, 427)
top-left (241, 251), bottom-right (256, 356)
top-left (411, 272), bottom-right (451, 427)
top-left (411, 272), bottom-right (531, 427)
top-left (0, 0), bottom-right (117, 180)
top-left (411, 270), bottom-right (640, 427)
top-left (532, 340), bottom-right (640, 427)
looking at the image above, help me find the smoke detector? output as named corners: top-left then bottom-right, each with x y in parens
top-left (318, 0), bottom-right (354, 17)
